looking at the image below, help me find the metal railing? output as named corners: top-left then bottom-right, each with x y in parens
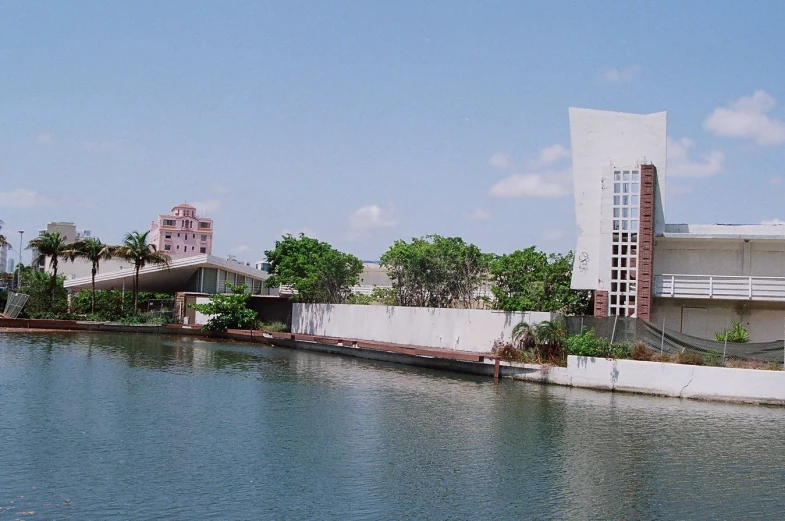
top-left (654, 274), bottom-right (785, 301)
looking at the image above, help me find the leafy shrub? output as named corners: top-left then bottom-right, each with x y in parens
top-left (714, 321), bottom-right (750, 343)
top-left (631, 342), bottom-right (655, 361)
top-left (765, 362), bottom-right (781, 371)
top-left (676, 351), bottom-right (704, 366)
top-left (257, 320), bottom-right (290, 333)
top-left (565, 328), bottom-right (611, 357)
top-left (190, 283), bottom-right (258, 332)
top-left (651, 352), bottom-right (674, 363)
top-left (345, 293), bottom-right (374, 305)
top-left (608, 342), bottom-right (632, 359)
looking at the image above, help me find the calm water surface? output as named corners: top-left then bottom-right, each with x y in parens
top-left (1, 332), bottom-right (784, 520)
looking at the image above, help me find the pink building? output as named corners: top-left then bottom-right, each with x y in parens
top-left (150, 203), bottom-right (214, 259)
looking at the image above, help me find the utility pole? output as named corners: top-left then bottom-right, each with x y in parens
top-left (17, 230), bottom-right (23, 290)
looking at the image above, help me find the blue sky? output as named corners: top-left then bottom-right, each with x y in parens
top-left (3, 1), bottom-right (785, 264)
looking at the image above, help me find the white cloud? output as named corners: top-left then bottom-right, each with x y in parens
top-left (667, 137), bottom-right (724, 178)
top-left (769, 176), bottom-right (783, 185)
top-left (542, 228), bottom-right (566, 242)
top-left (76, 139), bottom-right (127, 153)
top-left (211, 183), bottom-right (229, 194)
top-left (488, 152), bottom-right (512, 170)
top-left (761, 219), bottom-right (785, 225)
top-left (488, 170), bottom-right (570, 198)
top-left (349, 204), bottom-right (396, 230)
top-left (533, 144), bottom-right (570, 167)
top-left (232, 244), bottom-right (252, 254)
top-left (703, 90), bottom-right (785, 145)
top-left (0, 189), bottom-right (52, 208)
top-left (463, 209), bottom-right (491, 221)
top-left (190, 199), bottom-right (223, 214)
top-left (600, 65), bottom-right (643, 83)
top-left (36, 132), bottom-right (57, 145)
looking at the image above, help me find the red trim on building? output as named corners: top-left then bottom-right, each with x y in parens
top-left (636, 164), bottom-right (656, 321)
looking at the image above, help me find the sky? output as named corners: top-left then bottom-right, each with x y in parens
top-left (3, 1), bottom-right (785, 265)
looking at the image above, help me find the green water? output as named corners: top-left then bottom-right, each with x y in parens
top-left (1, 332), bottom-right (784, 520)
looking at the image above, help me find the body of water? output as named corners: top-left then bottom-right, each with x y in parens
top-left (1, 332), bottom-right (784, 520)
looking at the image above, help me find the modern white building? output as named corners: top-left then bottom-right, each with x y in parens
top-left (0, 243), bottom-right (7, 274)
top-left (570, 107), bottom-right (785, 342)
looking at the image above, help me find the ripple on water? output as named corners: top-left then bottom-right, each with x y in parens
top-left (1, 332), bottom-right (785, 520)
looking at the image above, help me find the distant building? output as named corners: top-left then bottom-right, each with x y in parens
top-left (0, 243), bottom-right (7, 274)
top-left (150, 203), bottom-right (214, 259)
top-left (7, 258), bottom-right (14, 274)
top-left (569, 107), bottom-right (785, 342)
top-left (30, 222), bottom-right (91, 271)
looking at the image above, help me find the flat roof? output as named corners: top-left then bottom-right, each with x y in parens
top-left (658, 223), bottom-right (785, 240)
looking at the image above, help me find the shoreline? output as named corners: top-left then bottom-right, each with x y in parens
top-left (3, 318), bottom-right (785, 406)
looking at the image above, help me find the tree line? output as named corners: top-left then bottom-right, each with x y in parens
top-left (264, 233), bottom-right (590, 315)
top-left (6, 229), bottom-right (170, 314)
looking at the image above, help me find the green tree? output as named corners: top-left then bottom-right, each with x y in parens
top-left (0, 219), bottom-right (6, 250)
top-left (19, 268), bottom-right (68, 317)
top-left (380, 235), bottom-right (490, 308)
top-left (67, 237), bottom-right (114, 314)
top-left (264, 233), bottom-right (363, 303)
top-left (114, 230), bottom-right (171, 311)
top-left (190, 283), bottom-right (258, 332)
top-left (489, 249), bottom-right (590, 314)
top-left (27, 231), bottom-right (72, 302)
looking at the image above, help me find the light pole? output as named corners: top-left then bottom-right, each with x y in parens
top-left (17, 230), bottom-right (23, 291)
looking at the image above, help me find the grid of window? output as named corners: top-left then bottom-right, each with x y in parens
top-left (610, 170), bottom-right (640, 317)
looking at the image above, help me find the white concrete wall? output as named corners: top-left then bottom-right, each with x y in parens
top-left (569, 107), bottom-right (667, 291)
top-left (515, 356), bottom-right (785, 405)
top-left (655, 239), bottom-right (785, 278)
top-left (292, 303), bottom-right (554, 352)
top-left (193, 296), bottom-right (213, 325)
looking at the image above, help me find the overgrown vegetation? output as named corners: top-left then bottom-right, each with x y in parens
top-left (714, 321), bottom-right (750, 343)
top-left (256, 320), bottom-right (289, 333)
top-left (190, 283), bottom-right (258, 332)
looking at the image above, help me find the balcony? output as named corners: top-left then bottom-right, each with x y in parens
top-left (654, 274), bottom-right (785, 302)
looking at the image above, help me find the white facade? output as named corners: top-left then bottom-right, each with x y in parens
top-left (0, 243), bottom-right (6, 274)
top-left (569, 107), bottom-right (785, 341)
top-left (569, 107), bottom-right (667, 292)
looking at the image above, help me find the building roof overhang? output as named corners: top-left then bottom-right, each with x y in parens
top-left (63, 254), bottom-right (267, 292)
top-left (657, 223), bottom-right (785, 241)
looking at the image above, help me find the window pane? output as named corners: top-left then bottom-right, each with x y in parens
top-left (623, 183), bottom-right (630, 193)
top-left (613, 220), bottom-right (620, 230)
top-left (622, 220), bottom-right (629, 230)
top-left (613, 208), bottom-right (620, 217)
top-left (631, 219), bottom-right (639, 230)
top-left (631, 195), bottom-right (639, 205)
top-left (622, 196), bottom-right (630, 205)
top-left (614, 196), bottom-right (621, 205)
top-left (632, 183), bottom-right (639, 193)
top-left (632, 171), bottom-right (639, 181)
top-left (622, 208), bottom-right (629, 218)
top-left (631, 207), bottom-right (639, 218)
top-left (623, 172), bottom-right (630, 181)
top-left (614, 183), bottom-right (621, 194)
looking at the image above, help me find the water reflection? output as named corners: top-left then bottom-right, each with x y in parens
top-left (1, 332), bottom-right (785, 520)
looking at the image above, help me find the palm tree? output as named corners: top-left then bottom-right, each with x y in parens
top-left (67, 237), bottom-right (114, 314)
top-left (27, 231), bottom-right (71, 301)
top-left (535, 318), bottom-right (567, 361)
top-left (511, 321), bottom-right (538, 350)
top-left (114, 230), bottom-right (170, 311)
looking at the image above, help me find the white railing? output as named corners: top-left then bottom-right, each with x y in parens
top-left (654, 274), bottom-right (785, 301)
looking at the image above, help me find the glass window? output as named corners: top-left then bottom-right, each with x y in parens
top-left (164, 245), bottom-right (171, 251)
top-left (614, 183), bottom-right (621, 194)
top-left (614, 171), bottom-right (621, 181)
top-left (623, 171), bottom-right (630, 181)
top-left (631, 195), bottom-right (639, 205)
top-left (632, 171), bottom-right (639, 181)
top-left (201, 234), bottom-right (207, 241)
top-left (622, 208), bottom-right (629, 218)
top-left (622, 220), bottom-right (629, 230)
top-left (200, 247), bottom-right (206, 254)
top-left (613, 196), bottom-right (620, 205)
top-left (622, 183), bottom-right (630, 193)
top-left (622, 195), bottom-right (630, 205)
top-left (613, 220), bottom-right (620, 230)
top-left (632, 183), bottom-right (639, 193)
top-left (631, 208), bottom-right (639, 218)
top-left (613, 208), bottom-right (620, 218)
top-left (631, 220), bottom-right (639, 231)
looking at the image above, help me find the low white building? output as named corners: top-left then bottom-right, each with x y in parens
top-left (569, 107), bottom-right (785, 342)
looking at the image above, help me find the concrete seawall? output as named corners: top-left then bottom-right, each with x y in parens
top-left (3, 318), bottom-right (785, 405)
top-left (511, 356), bottom-right (785, 406)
